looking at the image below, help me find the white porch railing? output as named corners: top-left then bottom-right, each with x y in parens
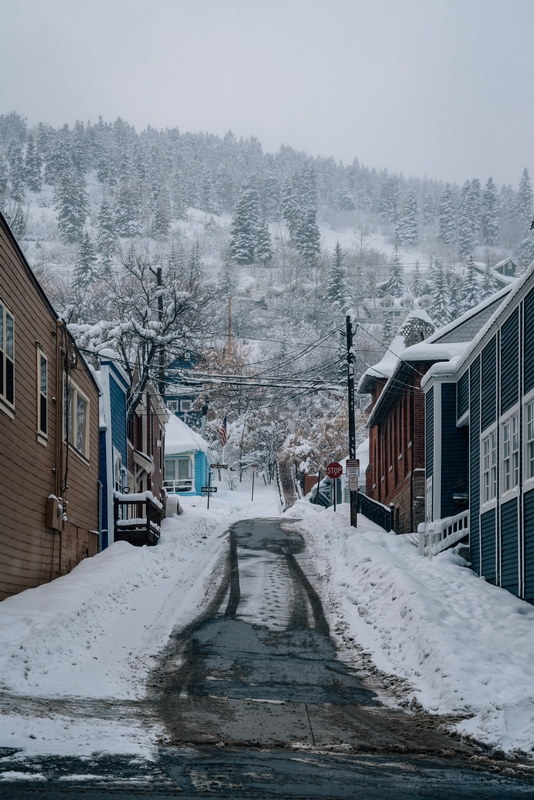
top-left (164, 479), bottom-right (193, 493)
top-left (418, 509), bottom-right (469, 557)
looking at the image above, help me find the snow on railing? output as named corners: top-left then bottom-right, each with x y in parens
top-left (418, 509), bottom-right (469, 557)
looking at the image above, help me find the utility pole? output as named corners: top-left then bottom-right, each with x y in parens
top-left (227, 295), bottom-right (232, 354)
top-left (346, 313), bottom-right (358, 528)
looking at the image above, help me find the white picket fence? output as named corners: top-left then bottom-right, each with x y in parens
top-left (418, 509), bottom-right (469, 557)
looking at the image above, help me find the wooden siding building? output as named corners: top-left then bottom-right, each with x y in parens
top-left (0, 213), bottom-right (100, 600)
top-left (422, 263), bottom-right (534, 602)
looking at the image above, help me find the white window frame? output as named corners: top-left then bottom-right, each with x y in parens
top-left (523, 389), bottom-right (534, 491)
top-left (37, 349), bottom-right (48, 443)
top-left (501, 410), bottom-right (520, 498)
top-left (64, 377), bottom-right (90, 460)
top-left (180, 399), bottom-right (192, 412)
top-left (481, 425), bottom-right (498, 509)
top-left (167, 399), bottom-right (179, 412)
top-left (0, 300), bottom-right (15, 413)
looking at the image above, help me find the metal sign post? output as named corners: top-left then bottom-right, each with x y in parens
top-left (326, 462), bottom-right (342, 512)
top-left (346, 459), bottom-right (360, 528)
top-left (251, 465), bottom-right (256, 502)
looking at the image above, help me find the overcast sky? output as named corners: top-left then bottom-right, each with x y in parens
top-left (0, 0), bottom-right (532, 187)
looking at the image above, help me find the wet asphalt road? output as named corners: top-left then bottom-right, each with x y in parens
top-left (1, 518), bottom-right (534, 798)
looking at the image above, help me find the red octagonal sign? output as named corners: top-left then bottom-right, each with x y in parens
top-left (326, 462), bottom-right (343, 479)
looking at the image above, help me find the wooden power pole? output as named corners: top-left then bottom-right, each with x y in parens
top-left (346, 313), bottom-right (358, 528)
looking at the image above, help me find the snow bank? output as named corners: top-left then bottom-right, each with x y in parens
top-left (287, 500), bottom-right (534, 755)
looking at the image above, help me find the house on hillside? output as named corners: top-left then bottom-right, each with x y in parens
top-left (472, 260), bottom-right (518, 290)
top-left (421, 262), bottom-right (534, 602)
top-left (164, 415), bottom-right (212, 496)
top-left (0, 212), bottom-right (100, 600)
top-left (359, 290), bottom-right (514, 534)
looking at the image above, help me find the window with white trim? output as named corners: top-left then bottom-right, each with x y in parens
top-left (64, 379), bottom-right (90, 458)
top-left (482, 430), bottom-right (497, 503)
top-left (0, 302), bottom-right (14, 407)
top-left (37, 350), bottom-right (48, 437)
top-left (502, 414), bottom-right (519, 492)
top-left (181, 399), bottom-right (192, 412)
top-left (527, 400), bottom-right (534, 480)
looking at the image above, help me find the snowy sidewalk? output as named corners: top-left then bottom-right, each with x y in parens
top-left (287, 499), bottom-right (534, 756)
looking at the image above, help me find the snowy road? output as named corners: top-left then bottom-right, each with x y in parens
top-left (1, 486), bottom-right (534, 796)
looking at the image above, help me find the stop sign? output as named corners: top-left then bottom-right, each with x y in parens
top-left (326, 462), bottom-right (343, 479)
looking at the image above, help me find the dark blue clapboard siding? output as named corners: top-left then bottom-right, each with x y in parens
top-left (524, 288), bottom-right (534, 394)
top-left (457, 371), bottom-right (469, 419)
top-left (481, 336), bottom-right (497, 432)
top-left (109, 374), bottom-right (127, 464)
top-left (470, 358), bottom-right (481, 575)
top-left (501, 499), bottom-right (519, 596)
top-left (441, 383), bottom-right (469, 519)
top-left (500, 309), bottom-right (519, 414)
top-left (524, 490), bottom-right (534, 601)
top-left (481, 509), bottom-right (496, 584)
top-left (426, 386), bottom-right (434, 479)
top-left (99, 430), bottom-right (108, 550)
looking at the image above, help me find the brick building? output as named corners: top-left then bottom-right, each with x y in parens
top-left (359, 296), bottom-right (511, 534)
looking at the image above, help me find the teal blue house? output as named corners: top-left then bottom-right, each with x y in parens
top-left (422, 263), bottom-right (534, 602)
top-left (164, 414), bottom-right (212, 496)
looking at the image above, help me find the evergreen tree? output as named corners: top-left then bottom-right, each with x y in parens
top-left (55, 168), bottom-right (88, 244)
top-left (114, 180), bottom-right (141, 237)
top-left (294, 208), bottom-right (320, 267)
top-left (458, 255), bottom-right (481, 314)
top-left (152, 184), bottom-right (172, 238)
top-left (516, 168), bottom-right (533, 225)
top-left (382, 312), bottom-right (395, 347)
top-left (96, 198), bottom-right (118, 266)
top-left (395, 191), bottom-right (418, 245)
top-left (438, 184), bottom-right (456, 244)
top-left (282, 179), bottom-right (299, 237)
top-left (0, 156), bottom-right (8, 197)
top-left (429, 259), bottom-right (450, 326)
top-left (73, 230), bottom-right (99, 289)
top-left (447, 274), bottom-right (462, 320)
top-left (422, 191), bottom-right (435, 226)
top-left (6, 139), bottom-right (25, 202)
top-left (411, 260), bottom-right (424, 296)
top-left (517, 226), bottom-right (534, 269)
top-left (386, 247), bottom-right (404, 297)
top-left (458, 180), bottom-right (478, 258)
top-left (172, 171), bottom-right (187, 219)
top-left (24, 135), bottom-right (42, 192)
top-left (379, 175), bottom-right (401, 223)
top-left (480, 261), bottom-right (500, 299)
top-left (327, 241), bottom-right (351, 308)
top-left (262, 173), bottom-right (281, 220)
top-left (230, 186), bottom-right (261, 264)
top-left (481, 177), bottom-right (499, 246)
top-left (255, 220), bottom-right (273, 265)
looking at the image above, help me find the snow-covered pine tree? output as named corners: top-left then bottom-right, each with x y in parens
top-left (73, 230), bottom-right (99, 289)
top-left (255, 220), bottom-right (273, 265)
top-left (0, 156), bottom-right (7, 197)
top-left (429, 259), bottom-right (450, 327)
top-left (517, 227), bottom-right (534, 270)
top-left (385, 246), bottom-right (404, 297)
top-left (55, 167), bottom-right (88, 244)
top-left (458, 180), bottom-right (478, 258)
top-left (152, 184), bottom-right (172, 238)
top-left (261, 173), bottom-right (281, 221)
top-left (481, 177), bottom-right (499, 247)
top-left (230, 186), bottom-right (261, 265)
top-left (438, 184), bottom-right (456, 244)
top-left (516, 168), bottom-right (533, 226)
top-left (411, 260), bottom-right (424, 297)
top-left (422, 191), bottom-right (435, 226)
top-left (382, 312), bottom-right (395, 347)
top-left (171, 171), bottom-right (187, 220)
top-left (395, 191), bottom-right (418, 245)
top-left (458, 255), bottom-right (481, 314)
top-left (294, 208), bottom-right (320, 267)
top-left (6, 139), bottom-right (25, 203)
top-left (282, 179), bottom-right (299, 238)
top-left (447, 274), bottom-right (462, 320)
top-left (379, 174), bottom-right (401, 223)
top-left (327, 241), bottom-right (351, 308)
top-left (480, 261), bottom-right (500, 299)
top-left (114, 180), bottom-right (141, 237)
top-left (97, 199), bottom-right (118, 268)
top-left (24, 135), bottom-right (42, 193)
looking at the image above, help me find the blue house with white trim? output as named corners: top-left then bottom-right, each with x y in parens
top-left (422, 263), bottom-right (534, 602)
top-left (97, 351), bottom-right (130, 549)
top-left (164, 415), bottom-right (212, 496)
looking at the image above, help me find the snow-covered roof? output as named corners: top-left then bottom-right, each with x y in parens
top-left (357, 309), bottom-right (434, 392)
top-left (165, 414), bottom-right (210, 455)
top-left (422, 260), bottom-right (534, 389)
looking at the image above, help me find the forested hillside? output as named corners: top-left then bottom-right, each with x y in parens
top-left (0, 109), bottom-right (532, 474)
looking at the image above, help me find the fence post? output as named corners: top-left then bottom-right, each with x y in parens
top-left (390, 503), bottom-right (395, 532)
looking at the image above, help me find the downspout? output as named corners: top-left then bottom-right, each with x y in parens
top-left (101, 364), bottom-right (115, 546)
top-left (410, 380), bottom-right (414, 533)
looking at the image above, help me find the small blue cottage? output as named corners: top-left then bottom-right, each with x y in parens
top-left (164, 415), bottom-right (212, 496)
top-left (97, 350), bottom-right (130, 549)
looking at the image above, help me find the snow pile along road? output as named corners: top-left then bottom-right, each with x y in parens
top-left (288, 500), bottom-right (534, 756)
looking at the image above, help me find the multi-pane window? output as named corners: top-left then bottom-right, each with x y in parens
top-left (502, 414), bottom-right (519, 492)
top-left (527, 401), bottom-right (534, 480)
top-left (0, 302), bottom-right (14, 407)
top-left (482, 431), bottom-right (497, 503)
top-left (64, 379), bottom-right (89, 457)
top-left (38, 351), bottom-right (48, 436)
